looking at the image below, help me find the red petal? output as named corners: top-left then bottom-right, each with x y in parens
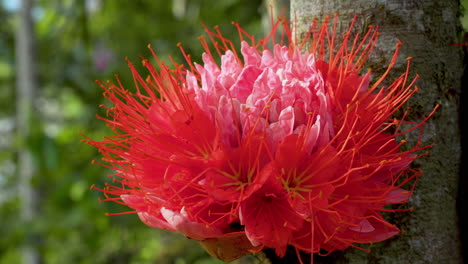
top-left (240, 176), bottom-right (304, 257)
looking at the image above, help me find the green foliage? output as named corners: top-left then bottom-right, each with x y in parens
top-left (462, 0), bottom-right (468, 30)
top-left (0, 0), bottom-right (263, 263)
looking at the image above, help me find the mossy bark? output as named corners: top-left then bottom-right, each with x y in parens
top-left (289, 0), bottom-right (464, 263)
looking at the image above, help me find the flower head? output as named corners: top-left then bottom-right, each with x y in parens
top-left (85, 15), bottom-right (436, 261)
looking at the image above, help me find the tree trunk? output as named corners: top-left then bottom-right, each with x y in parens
top-left (290, 0), bottom-right (463, 263)
top-left (16, 0), bottom-right (40, 263)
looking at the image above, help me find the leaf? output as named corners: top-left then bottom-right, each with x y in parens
top-left (198, 232), bottom-right (260, 262)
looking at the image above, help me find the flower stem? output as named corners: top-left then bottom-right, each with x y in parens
top-left (261, 247), bottom-right (311, 264)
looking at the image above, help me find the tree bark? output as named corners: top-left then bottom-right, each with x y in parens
top-left (290, 0), bottom-right (463, 263)
top-left (16, 0), bottom-right (40, 263)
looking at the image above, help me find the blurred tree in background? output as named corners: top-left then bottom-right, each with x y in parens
top-left (0, 0), bottom-right (264, 263)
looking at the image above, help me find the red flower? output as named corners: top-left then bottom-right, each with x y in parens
top-left (85, 15), bottom-right (437, 261)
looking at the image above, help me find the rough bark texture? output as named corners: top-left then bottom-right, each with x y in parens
top-left (16, 0), bottom-right (39, 263)
top-left (290, 0), bottom-right (464, 263)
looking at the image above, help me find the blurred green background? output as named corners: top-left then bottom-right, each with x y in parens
top-left (0, 0), bottom-right (466, 264)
